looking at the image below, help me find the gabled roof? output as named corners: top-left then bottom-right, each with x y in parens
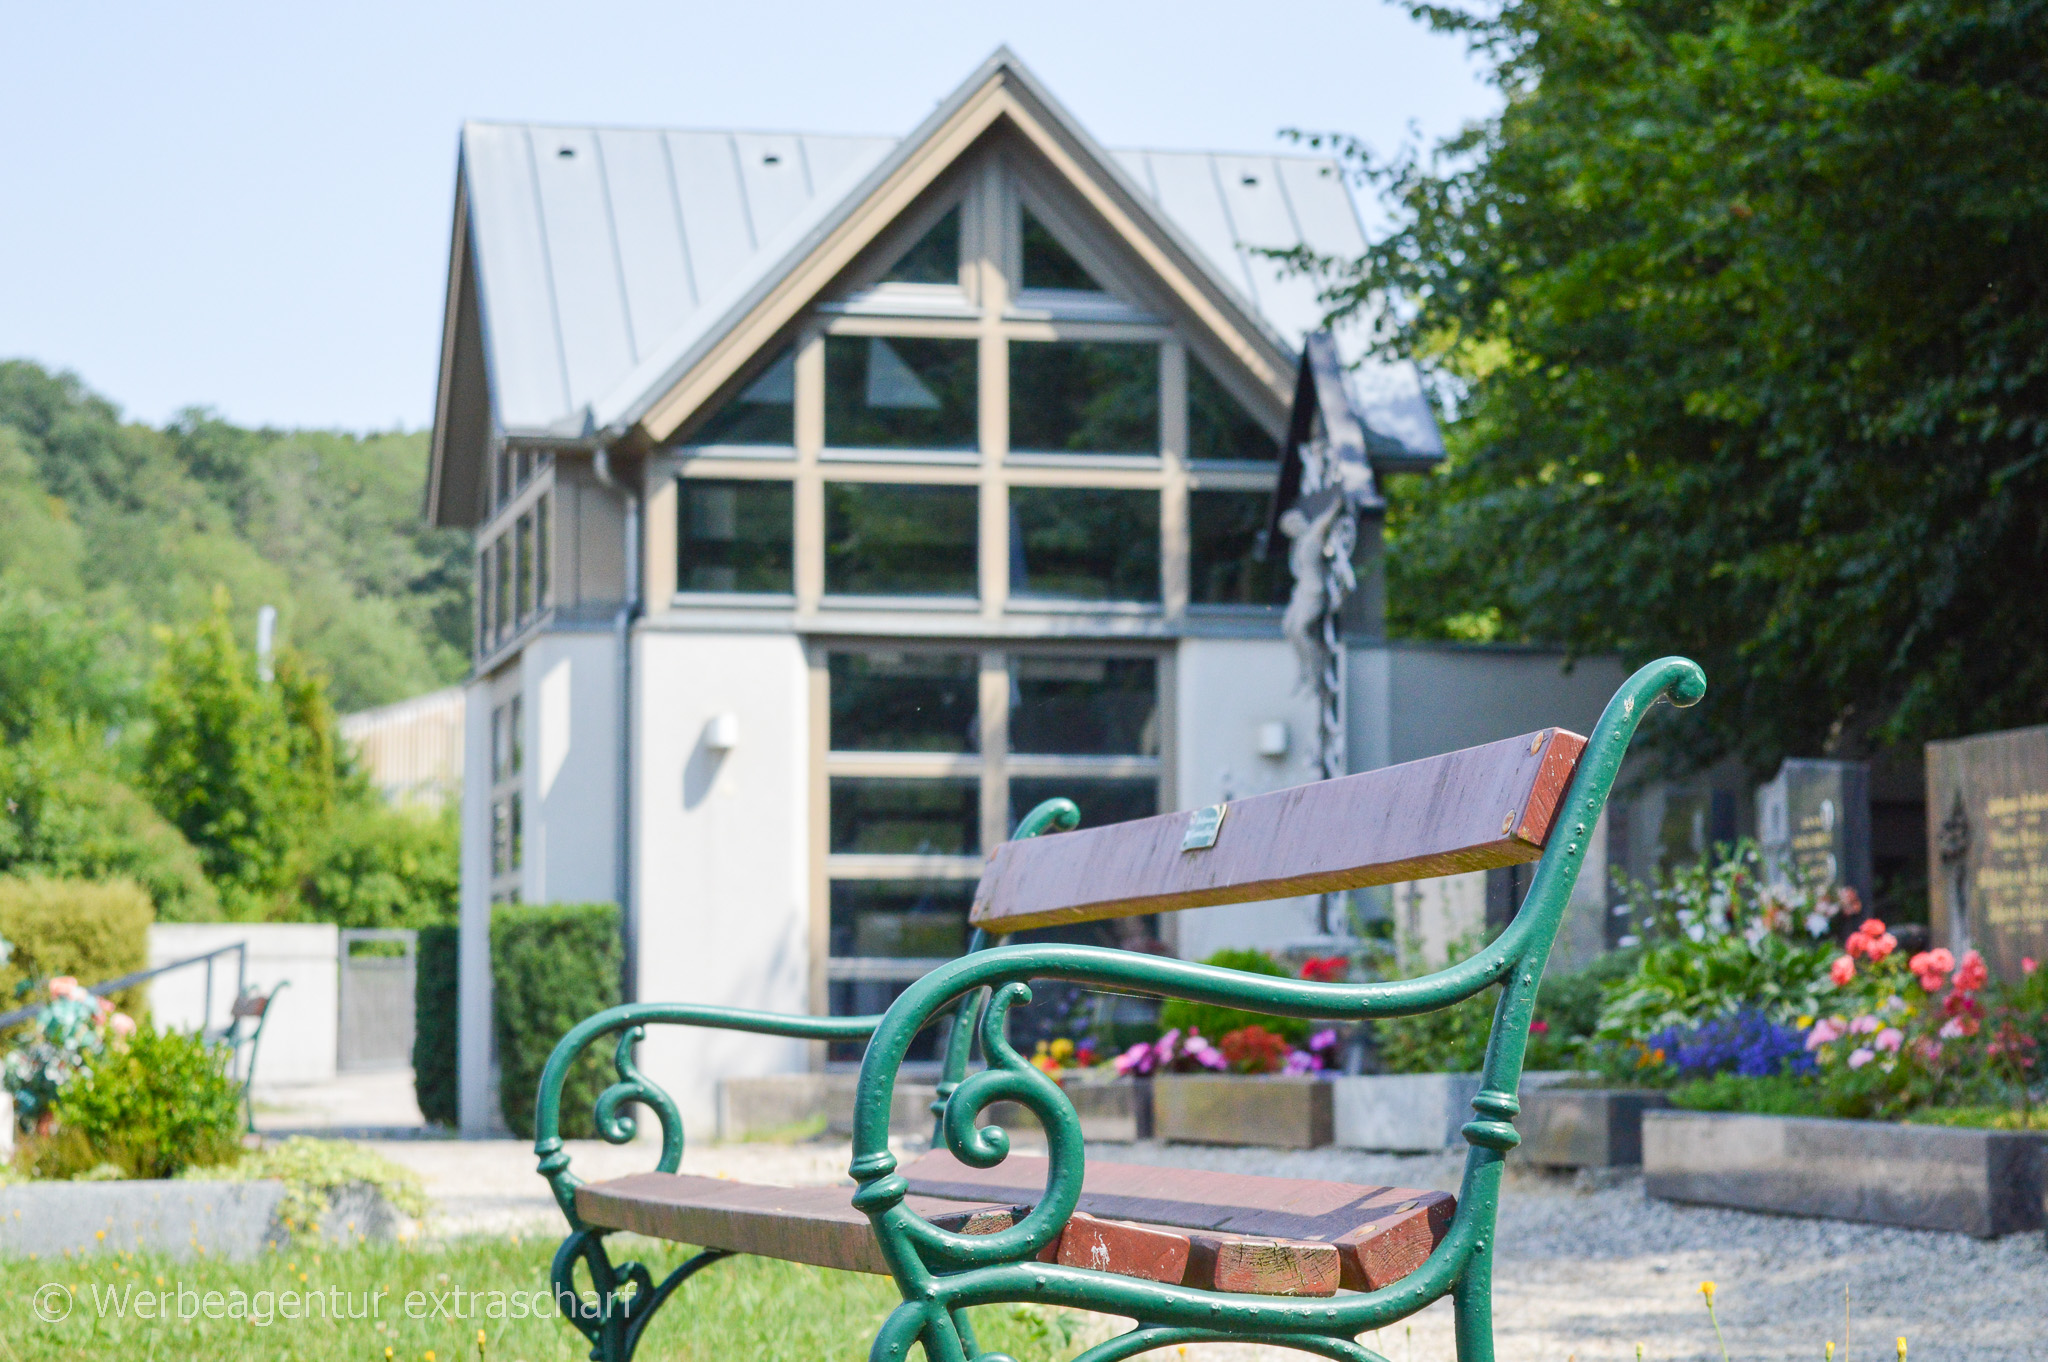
top-left (429, 48), bottom-right (1440, 526)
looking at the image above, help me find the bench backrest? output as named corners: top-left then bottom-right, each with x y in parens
top-left (969, 727), bottom-right (1586, 933)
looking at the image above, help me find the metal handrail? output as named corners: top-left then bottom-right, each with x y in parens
top-left (0, 942), bottom-right (249, 1031)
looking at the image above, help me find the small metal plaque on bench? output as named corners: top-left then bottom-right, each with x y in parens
top-left (1182, 804), bottom-right (1227, 851)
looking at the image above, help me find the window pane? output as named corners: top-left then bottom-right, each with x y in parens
top-left (494, 535), bottom-right (512, 642)
top-left (515, 513), bottom-right (534, 622)
top-left (1009, 487), bottom-right (1159, 602)
top-left (1189, 490), bottom-right (1290, 606)
top-left (491, 798), bottom-right (509, 876)
top-left (1010, 657), bottom-right (1158, 755)
top-left (1009, 342), bottom-right (1159, 454)
top-left (830, 652), bottom-right (979, 752)
top-left (824, 337), bottom-right (977, 449)
top-left (827, 979), bottom-right (946, 1060)
top-left (490, 704), bottom-right (506, 782)
top-left (1009, 776), bottom-right (1159, 831)
top-left (509, 791), bottom-right (524, 871)
top-left (829, 777), bottom-right (979, 855)
top-left (685, 347), bottom-right (795, 446)
top-left (830, 880), bottom-right (973, 959)
top-left (535, 493), bottom-right (552, 607)
top-left (477, 546), bottom-right (494, 652)
top-left (509, 695), bottom-right (523, 775)
top-left (825, 483), bottom-right (978, 596)
top-left (1021, 210), bottom-right (1100, 291)
top-left (883, 207), bottom-right (960, 285)
top-left (1188, 358), bottom-right (1276, 462)
top-left (677, 479), bottom-right (794, 594)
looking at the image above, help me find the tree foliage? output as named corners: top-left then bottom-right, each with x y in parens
top-left (1313, 0), bottom-right (2048, 771)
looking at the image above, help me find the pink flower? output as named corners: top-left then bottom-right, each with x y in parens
top-left (1909, 948), bottom-right (1953, 992)
top-left (1849, 1014), bottom-right (1881, 1035)
top-left (1806, 1016), bottom-right (1847, 1049)
top-left (1939, 1016), bottom-right (1980, 1040)
top-left (1529, 1019), bottom-right (1550, 1035)
top-left (1830, 955), bottom-right (1857, 987)
top-left (1847, 1047), bottom-right (1875, 1069)
top-left (1874, 1027), bottom-right (1903, 1053)
top-left (2024, 957), bottom-right (2039, 977)
top-left (49, 976), bottom-right (80, 1000)
top-left (108, 1013), bottom-right (136, 1039)
top-left (1955, 950), bottom-right (1989, 993)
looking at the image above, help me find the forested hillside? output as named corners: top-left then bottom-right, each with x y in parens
top-left (0, 360), bottom-right (469, 712)
top-left (0, 360), bottom-right (465, 926)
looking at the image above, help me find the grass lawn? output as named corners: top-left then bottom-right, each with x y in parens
top-left (2, 1233), bottom-right (1100, 1361)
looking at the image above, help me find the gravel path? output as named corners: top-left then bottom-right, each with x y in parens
top-left (369, 1135), bottom-right (2047, 1361)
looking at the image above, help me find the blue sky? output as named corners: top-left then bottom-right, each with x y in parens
top-left (0, 2), bottom-right (1495, 432)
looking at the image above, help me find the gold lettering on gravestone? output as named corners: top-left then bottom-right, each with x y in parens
top-left (1977, 791), bottom-right (2048, 932)
top-left (1789, 799), bottom-right (1840, 889)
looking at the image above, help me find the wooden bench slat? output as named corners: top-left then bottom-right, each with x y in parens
top-left (902, 1151), bottom-right (1454, 1291)
top-left (575, 1174), bottom-right (1022, 1276)
top-left (969, 727), bottom-right (1586, 932)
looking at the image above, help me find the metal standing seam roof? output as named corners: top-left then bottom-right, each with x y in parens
top-left (456, 96), bottom-right (1440, 459)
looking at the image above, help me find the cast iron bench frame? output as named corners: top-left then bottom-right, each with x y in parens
top-left (530, 656), bottom-right (1704, 1362)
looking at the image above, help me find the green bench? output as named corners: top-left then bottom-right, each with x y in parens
top-left (532, 655), bottom-right (1704, 1362)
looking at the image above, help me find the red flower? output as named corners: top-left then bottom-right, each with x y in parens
top-left (1529, 1019), bottom-right (1550, 1035)
top-left (1830, 955), bottom-right (1857, 987)
top-left (1955, 950), bottom-right (1989, 993)
top-left (1218, 1025), bottom-right (1293, 1075)
top-left (1299, 956), bottom-right (1350, 983)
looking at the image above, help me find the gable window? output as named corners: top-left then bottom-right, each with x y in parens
top-left (824, 482), bottom-right (978, 597)
top-left (824, 337), bottom-right (977, 450)
top-left (1008, 341), bottom-right (1159, 455)
top-left (1021, 210), bottom-right (1101, 292)
top-left (676, 478), bottom-right (794, 594)
top-left (1189, 358), bottom-right (1277, 463)
top-left (1188, 489), bottom-right (1289, 607)
top-left (882, 206), bottom-right (961, 285)
top-left (685, 347), bottom-right (796, 447)
top-left (1009, 487), bottom-right (1159, 602)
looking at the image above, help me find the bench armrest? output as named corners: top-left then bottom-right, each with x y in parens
top-left (532, 1002), bottom-right (882, 1230)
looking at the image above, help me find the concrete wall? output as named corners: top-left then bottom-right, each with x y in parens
top-left (1170, 636), bottom-right (1327, 960)
top-left (632, 630), bottom-right (812, 1133)
top-left (149, 924), bottom-right (338, 1085)
top-left (1350, 642), bottom-right (1628, 770)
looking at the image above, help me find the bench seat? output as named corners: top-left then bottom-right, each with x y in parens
top-left (577, 1150), bottom-right (1453, 1298)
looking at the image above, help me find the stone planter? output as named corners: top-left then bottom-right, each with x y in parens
top-left (1643, 1110), bottom-right (2048, 1238)
top-left (719, 1070), bottom-right (1150, 1143)
top-left (1153, 1074), bottom-right (1333, 1149)
top-left (1517, 1087), bottom-right (1671, 1168)
top-left (0, 1179), bottom-right (410, 1259)
top-left (1331, 1071), bottom-right (1581, 1153)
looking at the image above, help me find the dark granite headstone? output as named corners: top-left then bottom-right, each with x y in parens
top-left (1756, 759), bottom-right (1872, 908)
top-left (1926, 724), bottom-right (2048, 983)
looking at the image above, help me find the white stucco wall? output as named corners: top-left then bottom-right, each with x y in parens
top-left (458, 670), bottom-right (506, 1136)
top-left (631, 630), bottom-right (811, 1133)
top-left (1170, 636), bottom-right (1328, 960)
top-left (149, 923), bottom-right (338, 1085)
top-left (525, 633), bottom-right (622, 906)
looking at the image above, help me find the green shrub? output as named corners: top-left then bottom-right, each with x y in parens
top-left (412, 923), bottom-right (459, 1128)
top-left (1158, 948), bottom-right (1308, 1046)
top-left (0, 743), bottom-right (219, 922)
top-left (0, 875), bottom-right (154, 1017)
top-left (491, 902), bottom-right (621, 1140)
top-left (1372, 936), bottom-right (1624, 1074)
top-left (198, 1134), bottom-right (428, 1242)
top-left (1667, 1071), bottom-right (1831, 1118)
top-left (298, 800), bottom-right (458, 930)
top-left (29, 1021), bottom-right (242, 1179)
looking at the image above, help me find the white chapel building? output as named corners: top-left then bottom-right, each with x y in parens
top-left (426, 50), bottom-right (1623, 1135)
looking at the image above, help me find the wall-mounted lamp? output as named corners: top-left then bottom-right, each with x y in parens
top-left (1255, 721), bottom-right (1290, 759)
top-left (704, 713), bottom-right (741, 753)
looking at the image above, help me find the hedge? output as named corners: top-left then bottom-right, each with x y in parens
top-left (0, 875), bottom-right (153, 1019)
top-left (412, 923), bottom-right (459, 1128)
top-left (490, 902), bottom-right (621, 1140)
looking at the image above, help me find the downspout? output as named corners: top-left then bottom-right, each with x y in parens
top-left (592, 445), bottom-right (641, 1002)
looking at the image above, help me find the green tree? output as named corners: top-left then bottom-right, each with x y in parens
top-left (139, 592), bottom-right (348, 915)
top-left (1306, 0), bottom-right (2048, 772)
top-left (298, 801), bottom-right (459, 930)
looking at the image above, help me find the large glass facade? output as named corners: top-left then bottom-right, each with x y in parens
top-left (1189, 489), bottom-right (1290, 607)
top-left (1009, 487), bottom-right (1159, 602)
top-left (824, 483), bottom-right (978, 597)
top-left (1008, 341), bottom-right (1159, 455)
top-left (824, 337), bottom-right (977, 450)
top-left (677, 479), bottom-right (794, 594)
top-left (829, 652), bottom-right (979, 752)
top-left (1010, 657), bottom-right (1158, 755)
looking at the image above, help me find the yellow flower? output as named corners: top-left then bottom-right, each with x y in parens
top-left (1798, 1015), bottom-right (1814, 1028)
top-left (1897, 1339), bottom-right (1907, 1360)
top-left (1699, 1280), bottom-right (1716, 1305)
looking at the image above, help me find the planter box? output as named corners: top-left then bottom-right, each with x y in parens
top-left (1153, 1075), bottom-right (1333, 1149)
top-left (719, 1070), bottom-right (1148, 1143)
top-left (1518, 1088), bottom-right (1671, 1167)
top-left (1644, 1110), bottom-right (2048, 1238)
top-left (1332, 1071), bottom-right (1580, 1153)
top-left (0, 1179), bottom-right (409, 1259)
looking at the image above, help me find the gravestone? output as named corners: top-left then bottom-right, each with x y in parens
top-left (1926, 725), bottom-right (2048, 983)
top-left (1756, 759), bottom-right (1872, 908)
